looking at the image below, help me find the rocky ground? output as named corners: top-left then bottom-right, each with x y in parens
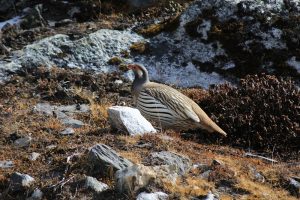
top-left (0, 0), bottom-right (299, 200)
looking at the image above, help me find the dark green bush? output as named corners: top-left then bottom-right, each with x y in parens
top-left (199, 74), bottom-right (299, 157)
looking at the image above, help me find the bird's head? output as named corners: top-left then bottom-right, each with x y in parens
top-left (128, 64), bottom-right (149, 91)
top-left (127, 64), bottom-right (148, 80)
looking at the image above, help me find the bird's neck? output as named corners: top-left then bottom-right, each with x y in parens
top-left (132, 68), bottom-right (149, 93)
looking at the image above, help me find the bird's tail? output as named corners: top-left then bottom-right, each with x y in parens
top-left (204, 119), bottom-right (227, 137)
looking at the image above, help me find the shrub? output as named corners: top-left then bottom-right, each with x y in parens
top-left (199, 74), bottom-right (299, 157)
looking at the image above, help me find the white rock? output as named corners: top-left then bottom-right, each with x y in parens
top-left (85, 176), bottom-right (109, 193)
top-left (115, 164), bottom-right (156, 194)
top-left (108, 106), bottom-right (157, 136)
top-left (60, 128), bottom-right (75, 135)
top-left (27, 188), bottom-right (43, 200)
top-left (136, 192), bottom-right (168, 200)
top-left (29, 152), bottom-right (41, 161)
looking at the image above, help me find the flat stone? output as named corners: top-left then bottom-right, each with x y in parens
top-left (61, 117), bottom-right (84, 128)
top-left (10, 172), bottom-right (35, 191)
top-left (28, 152), bottom-right (41, 161)
top-left (147, 151), bottom-right (191, 175)
top-left (84, 176), bottom-right (109, 193)
top-left (115, 164), bottom-right (156, 194)
top-left (88, 144), bottom-right (133, 174)
top-left (108, 106), bottom-right (156, 136)
top-left (0, 160), bottom-right (14, 168)
top-left (14, 136), bottom-right (32, 148)
top-left (136, 192), bottom-right (168, 200)
top-left (34, 103), bottom-right (53, 116)
top-left (56, 104), bottom-right (90, 114)
top-left (60, 128), bottom-right (75, 135)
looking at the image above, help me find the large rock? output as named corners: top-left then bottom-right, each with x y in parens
top-left (108, 106), bottom-right (157, 136)
top-left (0, 29), bottom-right (143, 82)
top-left (146, 151), bottom-right (191, 175)
top-left (10, 172), bottom-right (35, 191)
top-left (132, 0), bottom-right (300, 88)
top-left (115, 164), bottom-right (156, 194)
top-left (136, 191), bottom-right (168, 200)
top-left (88, 144), bottom-right (133, 174)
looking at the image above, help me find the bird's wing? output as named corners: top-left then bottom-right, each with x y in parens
top-left (141, 83), bottom-right (200, 123)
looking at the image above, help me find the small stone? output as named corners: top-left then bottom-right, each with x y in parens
top-left (249, 167), bottom-right (265, 183)
top-left (56, 104), bottom-right (90, 114)
top-left (27, 188), bottom-right (43, 200)
top-left (14, 136), bottom-right (32, 148)
top-left (136, 191), bottom-right (168, 200)
top-left (289, 178), bottom-right (300, 198)
top-left (61, 117), bottom-right (84, 128)
top-left (10, 172), bottom-right (35, 191)
top-left (108, 106), bottom-right (156, 136)
top-left (88, 144), bottom-right (133, 174)
top-left (200, 170), bottom-right (212, 180)
top-left (0, 160), bottom-right (14, 168)
top-left (84, 176), bottom-right (109, 193)
top-left (46, 144), bottom-right (57, 150)
top-left (29, 152), bottom-right (41, 161)
top-left (60, 128), bottom-right (75, 135)
top-left (34, 103), bottom-right (53, 116)
top-left (115, 164), bottom-right (156, 194)
top-left (211, 159), bottom-right (223, 166)
top-left (147, 151), bottom-right (191, 175)
top-left (114, 80), bottom-right (123, 85)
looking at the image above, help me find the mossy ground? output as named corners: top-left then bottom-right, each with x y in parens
top-left (0, 67), bottom-right (299, 199)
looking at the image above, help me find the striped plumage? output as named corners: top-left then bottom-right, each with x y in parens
top-left (128, 64), bottom-right (227, 136)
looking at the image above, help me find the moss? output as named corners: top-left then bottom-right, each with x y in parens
top-left (136, 14), bottom-right (180, 37)
top-left (119, 63), bottom-right (128, 72)
top-left (107, 56), bottom-right (123, 65)
top-left (130, 42), bottom-right (149, 54)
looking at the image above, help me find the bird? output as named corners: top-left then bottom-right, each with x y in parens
top-left (127, 64), bottom-right (227, 136)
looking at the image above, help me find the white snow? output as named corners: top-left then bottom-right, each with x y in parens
top-left (0, 16), bottom-right (23, 30)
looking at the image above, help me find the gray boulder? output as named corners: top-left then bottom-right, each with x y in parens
top-left (146, 151), bottom-right (191, 175)
top-left (88, 144), bottom-right (133, 174)
top-left (108, 106), bottom-right (157, 136)
top-left (132, 0), bottom-right (300, 88)
top-left (0, 29), bottom-right (143, 83)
